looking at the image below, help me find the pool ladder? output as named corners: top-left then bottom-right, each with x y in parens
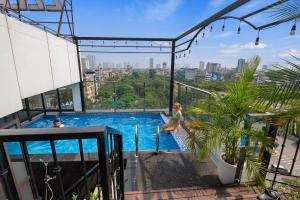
top-left (135, 125), bottom-right (160, 157)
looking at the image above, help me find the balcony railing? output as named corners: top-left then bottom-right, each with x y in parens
top-left (83, 79), bottom-right (170, 111)
top-left (0, 126), bottom-right (124, 200)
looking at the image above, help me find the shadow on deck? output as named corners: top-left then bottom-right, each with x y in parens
top-left (124, 151), bottom-right (220, 192)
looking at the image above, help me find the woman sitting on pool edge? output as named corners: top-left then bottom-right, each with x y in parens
top-left (162, 102), bottom-right (182, 133)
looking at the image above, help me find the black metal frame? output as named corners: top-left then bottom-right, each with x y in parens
top-left (0, 126), bottom-right (124, 200)
top-left (20, 87), bottom-right (75, 122)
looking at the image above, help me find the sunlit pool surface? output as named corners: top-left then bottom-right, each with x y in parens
top-left (6, 113), bottom-right (180, 154)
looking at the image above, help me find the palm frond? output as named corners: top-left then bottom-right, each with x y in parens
top-left (269, 0), bottom-right (300, 22)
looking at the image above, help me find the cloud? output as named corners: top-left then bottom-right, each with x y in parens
top-left (220, 42), bottom-right (267, 54)
top-left (278, 48), bottom-right (300, 58)
top-left (213, 31), bottom-right (233, 39)
top-left (145, 0), bottom-right (183, 21)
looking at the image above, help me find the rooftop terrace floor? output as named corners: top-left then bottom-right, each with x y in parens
top-left (124, 151), bottom-right (220, 192)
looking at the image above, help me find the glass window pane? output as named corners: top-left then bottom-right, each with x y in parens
top-left (28, 94), bottom-right (43, 110)
top-left (44, 90), bottom-right (58, 110)
top-left (59, 86), bottom-right (74, 110)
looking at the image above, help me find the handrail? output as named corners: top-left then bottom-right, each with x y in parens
top-left (156, 126), bottom-right (160, 153)
top-left (0, 126), bottom-right (124, 200)
top-left (135, 125), bottom-right (138, 157)
top-left (175, 81), bottom-right (212, 95)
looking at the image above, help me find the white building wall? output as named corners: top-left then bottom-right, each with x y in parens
top-left (0, 14), bottom-right (23, 118)
top-left (0, 13), bottom-right (80, 118)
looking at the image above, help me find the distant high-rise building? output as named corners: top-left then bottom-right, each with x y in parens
top-left (156, 64), bottom-right (161, 69)
top-left (87, 55), bottom-right (96, 68)
top-left (206, 62), bottom-right (220, 73)
top-left (237, 58), bottom-right (246, 72)
top-left (149, 58), bottom-right (154, 68)
top-left (162, 62), bottom-right (167, 69)
top-left (199, 61), bottom-right (205, 70)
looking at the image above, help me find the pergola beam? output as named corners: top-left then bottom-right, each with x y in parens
top-left (76, 36), bottom-right (175, 42)
top-left (176, 0), bottom-right (251, 41)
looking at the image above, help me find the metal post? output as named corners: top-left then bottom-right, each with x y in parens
top-left (169, 41), bottom-right (176, 115)
top-left (20, 142), bottom-right (40, 199)
top-left (272, 122), bottom-right (290, 188)
top-left (24, 98), bottom-right (32, 121)
top-left (135, 126), bottom-right (139, 157)
top-left (56, 89), bottom-right (62, 113)
top-left (113, 82), bottom-right (116, 112)
top-left (41, 94), bottom-right (47, 115)
top-left (156, 126), bottom-right (160, 153)
top-left (261, 124), bottom-right (278, 180)
top-left (290, 136), bottom-right (300, 175)
top-left (78, 139), bottom-right (89, 199)
top-left (234, 120), bottom-right (251, 183)
top-left (50, 140), bottom-right (66, 200)
top-left (74, 38), bottom-right (86, 112)
top-left (143, 82), bottom-right (146, 112)
top-left (117, 135), bottom-right (124, 200)
top-left (177, 83), bottom-right (181, 102)
top-left (96, 132), bottom-right (112, 200)
top-left (0, 142), bottom-right (19, 200)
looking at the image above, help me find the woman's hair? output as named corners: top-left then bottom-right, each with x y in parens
top-left (174, 102), bottom-right (182, 111)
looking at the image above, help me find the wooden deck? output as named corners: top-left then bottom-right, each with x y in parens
top-left (125, 185), bottom-right (260, 200)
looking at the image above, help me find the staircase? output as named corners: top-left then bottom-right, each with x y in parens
top-left (125, 185), bottom-right (260, 200)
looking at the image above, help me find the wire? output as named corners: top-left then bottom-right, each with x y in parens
top-left (48, 183), bottom-right (54, 200)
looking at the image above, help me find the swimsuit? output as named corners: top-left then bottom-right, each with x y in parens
top-left (170, 112), bottom-right (179, 127)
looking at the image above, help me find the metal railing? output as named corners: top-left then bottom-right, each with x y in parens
top-left (156, 126), bottom-right (160, 153)
top-left (0, 126), bottom-right (124, 200)
top-left (174, 81), bottom-right (212, 127)
top-left (83, 79), bottom-right (170, 111)
top-left (135, 125), bottom-right (139, 157)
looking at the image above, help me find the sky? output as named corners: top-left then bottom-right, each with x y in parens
top-left (71, 0), bottom-right (300, 69)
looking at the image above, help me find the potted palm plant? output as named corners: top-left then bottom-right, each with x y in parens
top-left (187, 56), bottom-right (273, 184)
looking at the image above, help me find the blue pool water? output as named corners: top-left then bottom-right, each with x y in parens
top-left (6, 113), bottom-right (181, 154)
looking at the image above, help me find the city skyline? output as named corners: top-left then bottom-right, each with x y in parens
top-left (74, 0), bottom-right (300, 68)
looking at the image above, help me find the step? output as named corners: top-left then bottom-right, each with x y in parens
top-left (125, 185), bottom-right (259, 200)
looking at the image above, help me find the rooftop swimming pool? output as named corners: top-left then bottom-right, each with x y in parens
top-left (6, 113), bottom-right (184, 154)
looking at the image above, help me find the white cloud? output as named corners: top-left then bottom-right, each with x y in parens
top-left (278, 48), bottom-right (300, 58)
top-left (220, 42), bottom-right (267, 54)
top-left (145, 0), bottom-right (183, 21)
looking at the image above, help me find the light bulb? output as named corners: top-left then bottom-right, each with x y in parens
top-left (237, 26), bottom-right (241, 34)
top-left (255, 37), bottom-right (260, 46)
top-left (290, 24), bottom-right (296, 36)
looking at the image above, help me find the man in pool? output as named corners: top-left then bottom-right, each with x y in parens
top-left (53, 119), bottom-right (64, 128)
top-left (162, 102), bottom-right (182, 133)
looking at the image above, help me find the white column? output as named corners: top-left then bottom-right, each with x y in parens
top-left (71, 83), bottom-right (82, 111)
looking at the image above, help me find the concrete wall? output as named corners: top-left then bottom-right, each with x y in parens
top-left (0, 13), bottom-right (80, 118)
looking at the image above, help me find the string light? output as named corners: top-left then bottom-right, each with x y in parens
top-left (195, 39), bottom-right (198, 45)
top-left (179, 54), bottom-right (181, 58)
top-left (237, 21), bottom-right (241, 34)
top-left (189, 49), bottom-right (191, 54)
top-left (222, 19), bottom-right (226, 32)
top-left (290, 20), bottom-right (296, 36)
top-left (102, 40), bottom-right (104, 44)
top-left (125, 41), bottom-right (127, 45)
top-left (183, 53), bottom-right (186, 58)
top-left (210, 25), bottom-right (213, 32)
top-left (255, 30), bottom-right (260, 46)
